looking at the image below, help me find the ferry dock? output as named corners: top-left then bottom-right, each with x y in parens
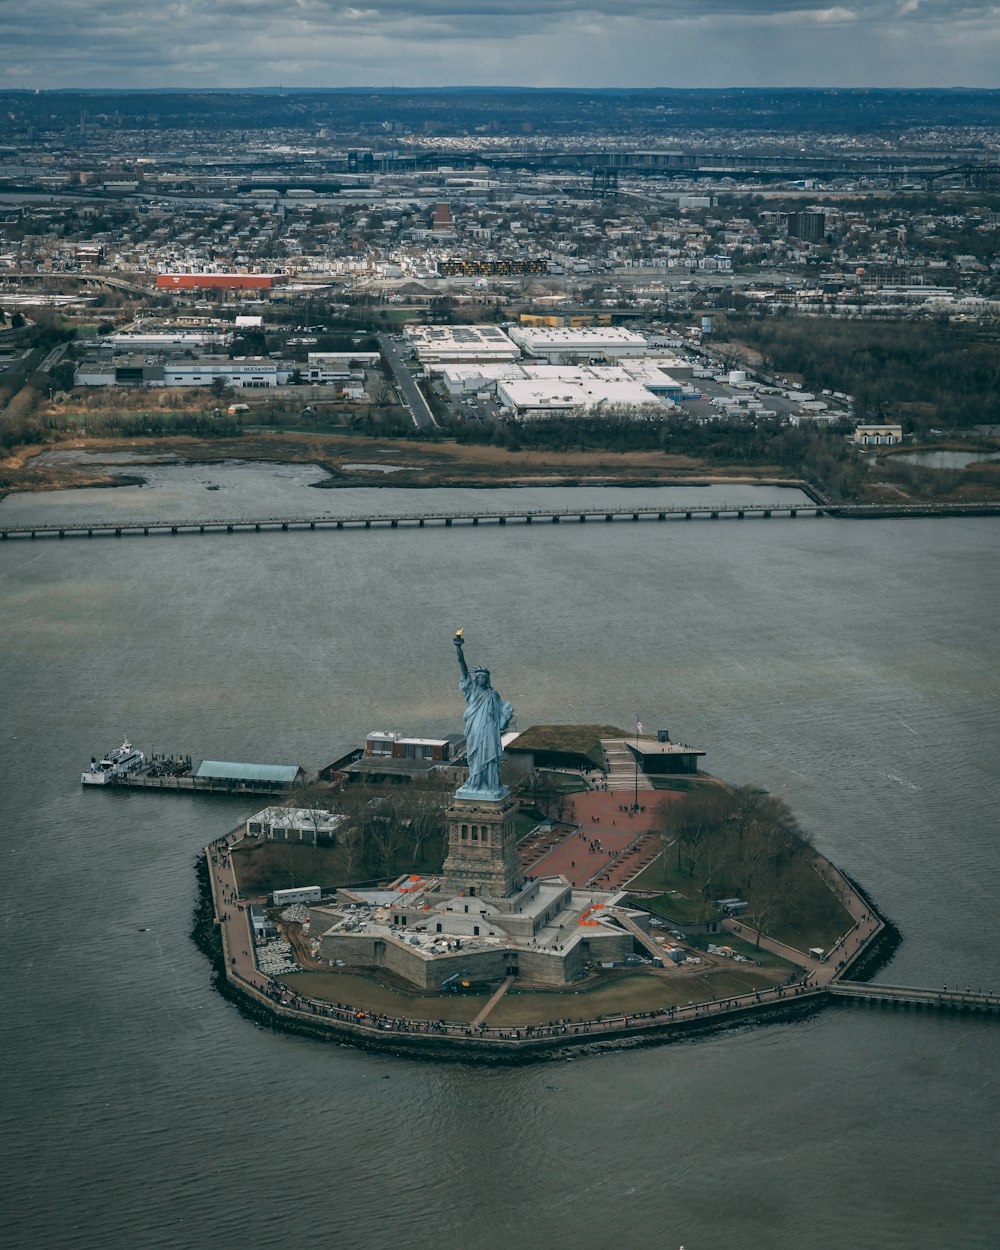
top-left (88, 753), bottom-right (302, 798)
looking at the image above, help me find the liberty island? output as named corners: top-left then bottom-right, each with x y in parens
top-left (185, 625), bottom-right (949, 1061)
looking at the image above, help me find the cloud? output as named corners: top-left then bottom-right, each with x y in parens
top-left (2, 0), bottom-right (1000, 87)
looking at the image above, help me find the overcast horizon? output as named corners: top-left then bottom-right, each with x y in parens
top-left (4, 1), bottom-right (1000, 92)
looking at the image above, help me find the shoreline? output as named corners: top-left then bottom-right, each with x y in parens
top-left (193, 831), bottom-right (899, 1065)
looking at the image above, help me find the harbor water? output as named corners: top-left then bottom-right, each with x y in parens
top-left (1, 466), bottom-right (998, 1250)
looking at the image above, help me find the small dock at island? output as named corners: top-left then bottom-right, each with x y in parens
top-left (93, 755), bottom-right (302, 798)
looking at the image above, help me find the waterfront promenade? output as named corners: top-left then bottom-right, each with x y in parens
top-left (202, 815), bottom-right (1000, 1061)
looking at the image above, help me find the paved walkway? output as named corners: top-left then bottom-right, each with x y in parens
top-left (471, 976), bottom-right (516, 1026)
top-left (722, 855), bottom-right (884, 987)
top-left (205, 828), bottom-right (274, 998)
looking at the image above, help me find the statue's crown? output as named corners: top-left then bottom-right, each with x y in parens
top-left (474, 665), bottom-right (490, 676)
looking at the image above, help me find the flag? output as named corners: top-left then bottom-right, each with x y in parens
top-left (636, 719), bottom-right (643, 736)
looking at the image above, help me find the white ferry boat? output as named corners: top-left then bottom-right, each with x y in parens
top-left (82, 739), bottom-right (145, 786)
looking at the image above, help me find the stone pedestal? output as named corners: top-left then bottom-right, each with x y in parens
top-left (441, 791), bottom-right (522, 899)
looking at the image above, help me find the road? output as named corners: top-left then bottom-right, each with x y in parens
top-left (377, 332), bottom-right (436, 430)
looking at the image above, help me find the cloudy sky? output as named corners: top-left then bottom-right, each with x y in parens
top-left (3, 0), bottom-right (1000, 90)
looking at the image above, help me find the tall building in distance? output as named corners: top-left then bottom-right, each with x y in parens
top-left (432, 202), bottom-right (455, 235)
top-left (787, 211), bottom-right (827, 242)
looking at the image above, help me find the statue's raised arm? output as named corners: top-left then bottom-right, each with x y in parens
top-left (454, 629), bottom-right (470, 682)
top-left (451, 630), bottom-right (513, 800)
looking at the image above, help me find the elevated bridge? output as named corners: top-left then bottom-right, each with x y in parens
top-left (2, 499), bottom-right (998, 543)
top-left (407, 147), bottom-right (992, 184)
top-left (830, 982), bottom-right (1000, 1015)
top-left (1, 500), bottom-right (818, 541)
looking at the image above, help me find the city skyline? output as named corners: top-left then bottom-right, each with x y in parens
top-left (4, 0), bottom-right (1000, 92)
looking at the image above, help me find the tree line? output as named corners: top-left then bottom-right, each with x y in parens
top-left (654, 786), bottom-right (815, 946)
top-left (720, 312), bottom-right (1000, 432)
top-left (291, 780), bottom-right (451, 883)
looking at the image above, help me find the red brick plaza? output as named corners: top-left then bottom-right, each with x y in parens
top-left (526, 788), bottom-right (672, 890)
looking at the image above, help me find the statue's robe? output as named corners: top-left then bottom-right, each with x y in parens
top-left (460, 675), bottom-right (513, 795)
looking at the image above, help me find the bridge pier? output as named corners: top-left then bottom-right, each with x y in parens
top-left (309, 521), bottom-right (316, 530)
top-left (471, 517), bottom-right (478, 526)
top-left (115, 527), bottom-right (122, 537)
top-left (790, 509), bottom-right (798, 517)
top-left (526, 515), bottom-right (532, 524)
top-left (58, 530), bottom-right (65, 538)
top-left (498, 516), bottom-right (506, 526)
top-left (579, 515), bottom-right (586, 523)
top-left (227, 525), bottom-right (233, 533)
top-left (255, 523), bottom-right (261, 531)
top-left (685, 512), bottom-right (692, 520)
top-left (337, 521), bottom-right (343, 529)
top-left (445, 518), bottom-right (452, 527)
top-left (632, 512), bottom-right (639, 521)
top-left (737, 510), bottom-right (745, 519)
top-left (365, 520), bottom-right (372, 529)
top-left (281, 523), bottom-right (288, 531)
top-left (763, 510), bottom-right (772, 518)
top-left (658, 512), bottom-right (665, 520)
top-left (552, 515), bottom-right (560, 523)
top-left (171, 526), bottom-right (178, 534)
top-left (418, 519), bottom-right (424, 527)
top-left (605, 514), bottom-right (613, 522)
top-left (710, 512), bottom-right (718, 520)
top-left (392, 519), bottom-right (399, 528)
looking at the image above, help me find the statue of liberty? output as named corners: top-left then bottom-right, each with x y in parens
top-left (453, 630), bottom-right (514, 799)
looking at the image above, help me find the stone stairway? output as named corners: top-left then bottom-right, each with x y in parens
top-left (600, 738), bottom-right (655, 793)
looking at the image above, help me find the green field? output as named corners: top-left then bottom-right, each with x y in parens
top-left (280, 965), bottom-right (786, 1027)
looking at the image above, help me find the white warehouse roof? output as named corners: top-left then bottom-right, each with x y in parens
top-left (507, 325), bottom-right (649, 358)
top-left (405, 324), bottom-right (521, 364)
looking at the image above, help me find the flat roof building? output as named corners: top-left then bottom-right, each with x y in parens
top-left (507, 325), bottom-right (649, 363)
top-left (404, 325), bottom-right (521, 365)
top-left (497, 365), bottom-right (671, 418)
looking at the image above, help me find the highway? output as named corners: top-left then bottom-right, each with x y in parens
top-left (377, 332), bottom-right (437, 430)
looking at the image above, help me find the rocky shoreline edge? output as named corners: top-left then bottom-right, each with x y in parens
top-left (191, 853), bottom-right (898, 1066)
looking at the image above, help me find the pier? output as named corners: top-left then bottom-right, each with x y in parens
top-left (829, 981), bottom-right (1000, 1014)
top-left (87, 753), bottom-right (300, 798)
top-left (4, 500), bottom-right (997, 543)
top-left (111, 772), bottom-right (292, 797)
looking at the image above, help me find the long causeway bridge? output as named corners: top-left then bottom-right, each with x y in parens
top-left (2, 499), bottom-right (996, 541)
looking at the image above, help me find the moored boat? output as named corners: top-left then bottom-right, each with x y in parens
top-left (82, 739), bottom-right (145, 785)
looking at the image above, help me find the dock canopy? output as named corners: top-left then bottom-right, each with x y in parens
top-left (194, 760), bottom-right (303, 784)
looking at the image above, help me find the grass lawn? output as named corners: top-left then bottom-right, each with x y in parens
top-left (280, 970), bottom-right (490, 1022)
top-left (762, 859), bottom-right (854, 951)
top-left (487, 965), bottom-right (784, 1025)
top-left (233, 839), bottom-right (445, 896)
top-left (232, 842), bottom-right (353, 895)
top-left (627, 849), bottom-right (853, 954)
top-left (628, 854), bottom-right (706, 895)
top-left (280, 965), bottom-right (786, 1028)
top-left (687, 932), bottom-right (798, 972)
top-left (515, 812), bottom-right (542, 839)
top-left (513, 723), bottom-right (629, 769)
top-left (633, 891), bottom-right (723, 926)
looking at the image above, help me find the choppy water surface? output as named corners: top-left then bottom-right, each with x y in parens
top-left (0, 472), bottom-right (998, 1250)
